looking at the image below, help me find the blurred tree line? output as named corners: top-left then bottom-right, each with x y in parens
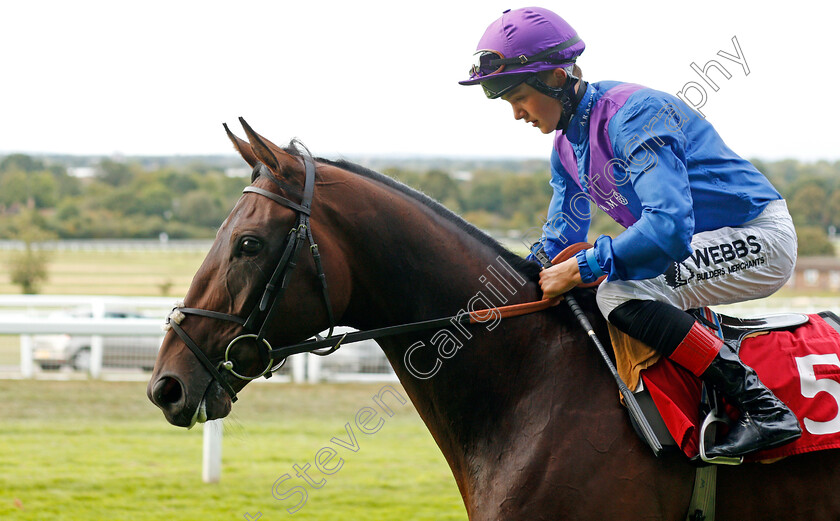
top-left (0, 153), bottom-right (837, 256)
top-left (387, 159), bottom-right (840, 256)
top-left (0, 154), bottom-right (243, 240)
top-left (751, 159), bottom-right (840, 256)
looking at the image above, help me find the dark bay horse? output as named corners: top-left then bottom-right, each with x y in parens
top-left (148, 121), bottom-right (840, 520)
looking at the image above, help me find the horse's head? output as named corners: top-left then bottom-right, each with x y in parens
top-left (147, 119), bottom-right (350, 427)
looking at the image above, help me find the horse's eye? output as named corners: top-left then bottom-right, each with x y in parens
top-left (239, 237), bottom-right (263, 256)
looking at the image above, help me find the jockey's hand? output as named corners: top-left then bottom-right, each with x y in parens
top-left (539, 257), bottom-right (582, 299)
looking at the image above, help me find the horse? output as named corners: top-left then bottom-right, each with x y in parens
top-left (147, 120), bottom-right (840, 520)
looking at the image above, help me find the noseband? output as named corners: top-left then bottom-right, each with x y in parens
top-left (166, 155), bottom-right (338, 402)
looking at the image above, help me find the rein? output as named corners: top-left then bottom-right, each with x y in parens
top-left (264, 296), bottom-right (562, 359)
top-left (165, 155), bottom-right (560, 402)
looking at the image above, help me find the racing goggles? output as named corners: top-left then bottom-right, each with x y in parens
top-left (467, 36), bottom-right (582, 80)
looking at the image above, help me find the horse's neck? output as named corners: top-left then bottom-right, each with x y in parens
top-left (321, 172), bottom-right (544, 328)
top-left (318, 170), bottom-right (608, 511)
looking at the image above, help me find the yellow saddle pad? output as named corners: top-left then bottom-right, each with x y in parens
top-left (607, 323), bottom-right (660, 393)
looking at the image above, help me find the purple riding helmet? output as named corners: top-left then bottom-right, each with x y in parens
top-left (460, 7), bottom-right (586, 131)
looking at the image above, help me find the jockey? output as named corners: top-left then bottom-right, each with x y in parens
top-left (460, 7), bottom-right (801, 458)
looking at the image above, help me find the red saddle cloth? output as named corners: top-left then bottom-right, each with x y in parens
top-left (642, 313), bottom-right (840, 462)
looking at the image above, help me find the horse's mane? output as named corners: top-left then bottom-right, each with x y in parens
top-left (282, 141), bottom-right (542, 283)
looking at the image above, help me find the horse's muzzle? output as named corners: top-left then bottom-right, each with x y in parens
top-left (148, 374), bottom-right (189, 425)
top-left (148, 373), bottom-right (232, 427)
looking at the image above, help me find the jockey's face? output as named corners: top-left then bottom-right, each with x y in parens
top-left (501, 78), bottom-right (563, 134)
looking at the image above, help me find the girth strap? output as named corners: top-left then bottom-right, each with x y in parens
top-left (686, 465), bottom-right (717, 520)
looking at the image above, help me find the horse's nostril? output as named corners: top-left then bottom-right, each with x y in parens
top-left (154, 376), bottom-right (184, 407)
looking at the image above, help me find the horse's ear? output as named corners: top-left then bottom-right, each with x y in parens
top-left (223, 123), bottom-right (259, 168)
top-left (238, 117), bottom-right (292, 174)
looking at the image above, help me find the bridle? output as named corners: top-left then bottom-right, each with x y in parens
top-left (166, 155), bottom-right (338, 402)
top-left (162, 155), bottom-right (661, 451)
top-left (165, 154), bottom-right (562, 403)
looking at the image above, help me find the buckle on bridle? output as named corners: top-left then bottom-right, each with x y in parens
top-left (311, 332), bottom-right (347, 356)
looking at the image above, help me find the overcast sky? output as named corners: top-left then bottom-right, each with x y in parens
top-left (2, 1), bottom-right (838, 162)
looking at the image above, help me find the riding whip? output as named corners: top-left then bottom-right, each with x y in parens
top-left (535, 245), bottom-right (663, 456)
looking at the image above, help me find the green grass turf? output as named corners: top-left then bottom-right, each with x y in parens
top-left (0, 380), bottom-right (467, 521)
top-left (0, 250), bottom-right (207, 297)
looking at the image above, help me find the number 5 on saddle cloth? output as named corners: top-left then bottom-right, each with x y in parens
top-left (533, 241), bottom-right (840, 464)
top-left (615, 308), bottom-right (840, 465)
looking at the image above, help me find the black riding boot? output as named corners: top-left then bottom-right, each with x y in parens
top-left (702, 340), bottom-right (802, 458)
top-left (608, 300), bottom-right (802, 457)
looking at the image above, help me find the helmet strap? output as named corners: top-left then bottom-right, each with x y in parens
top-left (525, 72), bottom-right (587, 134)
